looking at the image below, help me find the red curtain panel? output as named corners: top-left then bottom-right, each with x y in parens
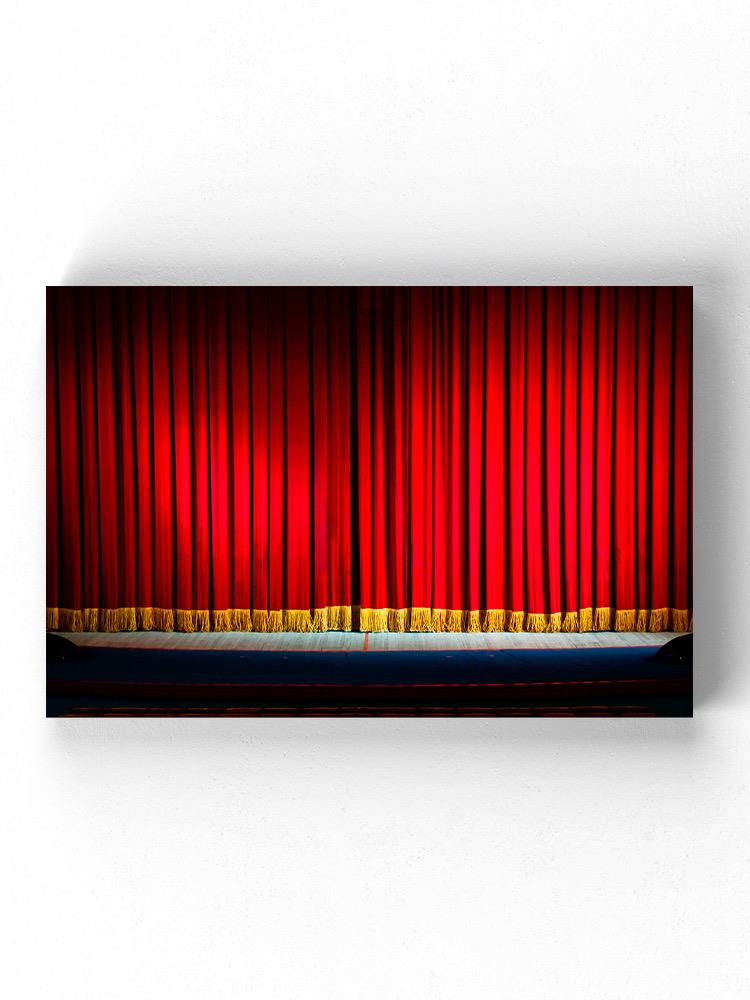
top-left (46, 286), bottom-right (692, 633)
top-left (46, 287), bottom-right (352, 632)
top-left (354, 287), bottom-right (691, 632)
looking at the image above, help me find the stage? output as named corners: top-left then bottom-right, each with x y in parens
top-left (50, 628), bottom-right (684, 651)
top-left (47, 630), bottom-right (692, 717)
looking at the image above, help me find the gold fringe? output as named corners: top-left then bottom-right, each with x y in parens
top-left (268, 610), bottom-right (284, 632)
top-left (445, 609), bottom-right (464, 632)
top-left (63, 609), bottom-right (83, 632)
top-left (99, 609), bottom-right (122, 632)
top-left (545, 612), bottom-right (562, 633)
top-left (231, 609), bottom-right (253, 631)
top-left (251, 610), bottom-right (268, 632)
top-left (121, 607), bottom-right (137, 631)
top-left (155, 608), bottom-right (174, 631)
top-left (672, 609), bottom-right (690, 632)
top-left (387, 608), bottom-right (406, 631)
top-left (526, 613), bottom-right (548, 633)
top-left (175, 609), bottom-right (195, 633)
top-left (269, 610), bottom-right (284, 631)
top-left (615, 609), bottom-right (637, 631)
top-left (247, 610), bottom-right (282, 631)
top-left (483, 609), bottom-right (508, 631)
top-left (282, 610), bottom-right (313, 632)
top-left (82, 608), bottom-right (99, 631)
top-left (360, 608), bottom-right (390, 632)
top-left (508, 611), bottom-right (525, 632)
top-left (312, 607), bottom-right (328, 631)
top-left (61, 605), bottom-right (352, 634)
top-left (649, 608), bottom-right (668, 631)
top-left (406, 607), bottom-right (431, 631)
top-left (466, 610), bottom-right (481, 633)
top-left (430, 609), bottom-right (447, 631)
top-left (595, 607), bottom-right (612, 630)
top-left (45, 604), bottom-right (691, 634)
top-left (327, 605), bottom-right (352, 631)
top-left (561, 611), bottom-right (579, 632)
top-left (210, 610), bottom-right (231, 632)
top-left (138, 607), bottom-right (154, 631)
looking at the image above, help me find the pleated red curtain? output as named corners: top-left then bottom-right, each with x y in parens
top-left (354, 286), bottom-right (692, 631)
top-left (46, 285), bottom-right (692, 633)
top-left (46, 287), bottom-right (352, 632)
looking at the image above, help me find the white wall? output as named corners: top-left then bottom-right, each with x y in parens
top-left (2, 2), bottom-right (749, 997)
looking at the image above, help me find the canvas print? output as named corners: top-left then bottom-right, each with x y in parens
top-left (46, 286), bottom-right (692, 716)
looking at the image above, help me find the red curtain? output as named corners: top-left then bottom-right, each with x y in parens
top-left (46, 287), bottom-right (352, 632)
top-left (47, 286), bottom-right (692, 633)
top-left (354, 287), bottom-right (691, 632)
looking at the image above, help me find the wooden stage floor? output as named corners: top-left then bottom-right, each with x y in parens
top-left (55, 630), bottom-right (685, 652)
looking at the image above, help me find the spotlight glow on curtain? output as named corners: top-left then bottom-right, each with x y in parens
top-left (354, 287), bottom-right (691, 632)
top-left (46, 286), bottom-right (692, 633)
top-left (46, 287), bottom-right (352, 632)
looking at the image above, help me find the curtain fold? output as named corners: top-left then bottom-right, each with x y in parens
top-left (46, 286), bottom-right (692, 633)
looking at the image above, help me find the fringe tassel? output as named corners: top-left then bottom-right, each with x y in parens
top-left (327, 605), bottom-right (352, 631)
top-left (312, 607), bottom-right (328, 631)
top-left (431, 609), bottom-right (447, 631)
top-left (561, 611), bottom-right (579, 632)
top-left (59, 609), bottom-right (83, 632)
top-left (138, 607), bottom-right (154, 631)
top-left (82, 608), bottom-right (99, 631)
top-left (268, 610), bottom-right (283, 632)
top-left (175, 610), bottom-right (195, 633)
top-left (388, 608), bottom-right (408, 631)
top-left (483, 610), bottom-right (507, 631)
top-left (47, 608), bottom-right (59, 630)
top-left (594, 607), bottom-right (612, 630)
top-left (545, 612), bottom-right (562, 633)
top-left (120, 608), bottom-right (137, 631)
top-left (251, 610), bottom-right (268, 632)
top-left (283, 610), bottom-right (314, 632)
top-left (615, 609), bottom-right (637, 631)
top-left (99, 609), bottom-right (121, 632)
top-left (194, 610), bottom-right (210, 632)
top-left (636, 609), bottom-right (649, 632)
top-left (231, 609), bottom-right (253, 632)
top-left (466, 610), bottom-right (482, 633)
top-left (672, 609), bottom-right (690, 631)
top-left (445, 609), bottom-right (464, 633)
top-left (154, 608), bottom-right (174, 631)
top-left (250, 610), bottom-right (284, 632)
top-left (579, 608), bottom-right (593, 632)
top-left (526, 613), bottom-right (548, 633)
top-left (508, 611), bottom-right (525, 632)
top-left (210, 610), bottom-right (231, 632)
top-left (406, 607), bottom-right (431, 631)
top-left (360, 608), bottom-right (390, 632)
top-left (648, 608), bottom-right (668, 631)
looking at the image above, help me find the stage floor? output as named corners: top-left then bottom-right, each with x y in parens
top-left (55, 629), bottom-right (686, 652)
top-left (48, 630), bottom-right (692, 717)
